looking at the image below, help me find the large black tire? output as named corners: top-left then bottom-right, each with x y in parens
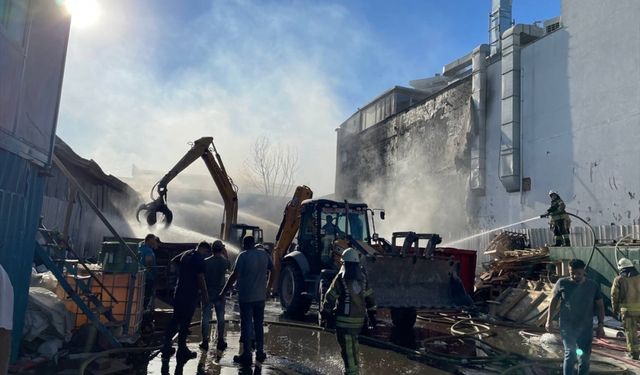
top-left (278, 262), bottom-right (311, 317)
top-left (391, 307), bottom-right (417, 329)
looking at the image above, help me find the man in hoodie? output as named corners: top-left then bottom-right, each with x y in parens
top-left (321, 248), bottom-right (377, 375)
top-left (612, 257), bottom-right (640, 359)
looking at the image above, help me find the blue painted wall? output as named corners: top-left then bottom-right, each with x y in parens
top-left (0, 149), bottom-right (46, 361)
top-left (0, 0), bottom-right (70, 360)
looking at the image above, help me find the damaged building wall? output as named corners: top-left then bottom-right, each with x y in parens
top-left (336, 0), bottom-right (640, 250)
top-left (40, 138), bottom-right (138, 258)
top-left (336, 79), bottom-right (473, 236)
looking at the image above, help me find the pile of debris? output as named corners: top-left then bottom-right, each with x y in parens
top-left (475, 232), bottom-right (555, 300)
top-left (474, 232), bottom-right (559, 326)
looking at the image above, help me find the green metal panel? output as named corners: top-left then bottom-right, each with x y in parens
top-left (100, 241), bottom-right (139, 273)
top-left (549, 246), bottom-right (640, 311)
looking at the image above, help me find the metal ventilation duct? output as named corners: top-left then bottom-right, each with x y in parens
top-left (489, 0), bottom-right (513, 55)
top-left (470, 44), bottom-right (489, 194)
top-left (499, 25), bottom-right (544, 192)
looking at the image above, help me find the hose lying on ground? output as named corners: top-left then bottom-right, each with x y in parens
top-left (78, 311), bottom-right (631, 375)
top-left (421, 312), bottom-right (632, 373)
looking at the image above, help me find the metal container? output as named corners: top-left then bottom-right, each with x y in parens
top-left (100, 241), bottom-right (140, 273)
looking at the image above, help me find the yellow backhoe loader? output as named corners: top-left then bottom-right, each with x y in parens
top-left (271, 187), bottom-right (476, 328)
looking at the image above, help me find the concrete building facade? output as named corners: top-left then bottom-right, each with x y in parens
top-left (335, 0), bottom-right (640, 249)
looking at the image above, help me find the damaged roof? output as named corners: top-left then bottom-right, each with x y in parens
top-left (54, 136), bottom-right (134, 194)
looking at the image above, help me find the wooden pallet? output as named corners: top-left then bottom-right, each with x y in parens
top-left (491, 287), bottom-right (554, 326)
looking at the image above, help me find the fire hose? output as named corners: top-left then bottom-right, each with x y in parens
top-left (419, 312), bottom-right (631, 373)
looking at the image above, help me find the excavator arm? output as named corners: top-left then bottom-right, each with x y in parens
top-left (271, 185), bottom-right (313, 290)
top-left (136, 136), bottom-right (238, 240)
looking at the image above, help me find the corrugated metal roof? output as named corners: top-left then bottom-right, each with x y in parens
top-left (54, 136), bottom-right (135, 194)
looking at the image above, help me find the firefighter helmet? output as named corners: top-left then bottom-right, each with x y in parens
top-left (549, 190), bottom-right (558, 196)
top-left (341, 248), bottom-right (360, 263)
top-left (618, 257), bottom-right (634, 270)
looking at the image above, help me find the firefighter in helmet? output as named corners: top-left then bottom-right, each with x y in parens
top-left (320, 248), bottom-right (376, 375)
top-left (543, 190), bottom-right (572, 246)
top-left (612, 257), bottom-right (640, 359)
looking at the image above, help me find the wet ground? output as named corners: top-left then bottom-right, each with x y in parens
top-left (144, 322), bottom-right (449, 375)
top-left (140, 298), bottom-right (450, 375)
top-left (71, 298), bottom-right (640, 374)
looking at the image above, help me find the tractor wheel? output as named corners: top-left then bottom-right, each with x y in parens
top-left (278, 262), bottom-right (311, 317)
top-left (391, 307), bottom-right (417, 329)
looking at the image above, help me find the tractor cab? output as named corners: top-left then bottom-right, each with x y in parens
top-left (297, 200), bottom-right (370, 274)
top-left (228, 223), bottom-right (263, 247)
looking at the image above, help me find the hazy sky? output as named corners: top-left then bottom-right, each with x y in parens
top-left (57, 0), bottom-right (559, 196)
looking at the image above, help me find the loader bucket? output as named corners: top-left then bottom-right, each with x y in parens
top-left (361, 255), bottom-right (472, 309)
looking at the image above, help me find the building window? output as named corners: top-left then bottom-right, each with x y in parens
top-left (0, 0), bottom-right (29, 45)
top-left (362, 93), bottom-right (395, 130)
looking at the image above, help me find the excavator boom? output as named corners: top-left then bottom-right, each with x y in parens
top-left (271, 185), bottom-right (313, 289)
top-left (135, 137), bottom-right (238, 241)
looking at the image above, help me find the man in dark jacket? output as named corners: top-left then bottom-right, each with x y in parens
top-left (612, 257), bottom-right (640, 359)
top-left (200, 240), bottom-right (229, 352)
top-left (161, 241), bottom-right (210, 360)
top-left (321, 248), bottom-right (377, 375)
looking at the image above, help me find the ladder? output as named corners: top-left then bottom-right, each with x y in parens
top-left (34, 226), bottom-right (122, 348)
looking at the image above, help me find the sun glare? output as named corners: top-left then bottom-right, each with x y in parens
top-left (62, 0), bottom-right (101, 28)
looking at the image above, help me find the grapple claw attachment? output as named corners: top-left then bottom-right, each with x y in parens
top-left (135, 198), bottom-right (173, 227)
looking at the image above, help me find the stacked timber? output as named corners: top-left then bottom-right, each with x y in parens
top-left (483, 231), bottom-right (529, 258)
top-left (475, 239), bottom-right (559, 326)
top-left (475, 240), bottom-right (556, 301)
top-left (476, 247), bottom-right (553, 292)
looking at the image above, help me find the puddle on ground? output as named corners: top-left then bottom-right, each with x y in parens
top-left (141, 322), bottom-right (449, 375)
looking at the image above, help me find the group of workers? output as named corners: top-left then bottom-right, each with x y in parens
top-left (137, 233), bottom-right (375, 374)
top-left (132, 190), bottom-right (636, 375)
top-left (143, 235), bottom-right (273, 365)
top-left (541, 190), bottom-right (640, 374)
top-left (546, 256), bottom-right (640, 375)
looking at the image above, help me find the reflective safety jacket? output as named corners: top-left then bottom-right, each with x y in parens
top-left (547, 196), bottom-right (571, 223)
top-left (612, 268), bottom-right (640, 315)
top-left (321, 273), bottom-right (376, 330)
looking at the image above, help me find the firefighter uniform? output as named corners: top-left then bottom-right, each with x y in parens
top-left (612, 258), bottom-right (640, 359)
top-left (321, 249), bottom-right (376, 375)
top-left (547, 191), bottom-right (571, 246)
